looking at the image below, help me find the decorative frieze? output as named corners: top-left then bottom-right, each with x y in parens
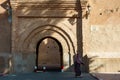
top-left (11, 0), bottom-right (88, 10)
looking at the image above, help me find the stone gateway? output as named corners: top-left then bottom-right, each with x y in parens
top-left (0, 0), bottom-right (120, 73)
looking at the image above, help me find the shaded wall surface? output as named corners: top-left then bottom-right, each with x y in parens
top-left (0, 0), bottom-right (11, 73)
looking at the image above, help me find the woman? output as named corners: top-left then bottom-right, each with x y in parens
top-left (73, 53), bottom-right (84, 77)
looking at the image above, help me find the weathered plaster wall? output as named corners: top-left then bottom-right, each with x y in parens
top-left (0, 0), bottom-right (11, 73)
top-left (0, 0), bottom-right (11, 53)
top-left (82, 0), bottom-right (120, 72)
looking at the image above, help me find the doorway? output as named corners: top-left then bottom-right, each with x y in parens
top-left (36, 37), bottom-right (63, 71)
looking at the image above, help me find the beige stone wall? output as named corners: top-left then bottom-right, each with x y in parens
top-left (10, 0), bottom-right (83, 72)
top-left (82, 0), bottom-right (120, 72)
top-left (8, 0), bottom-right (120, 73)
top-left (0, 0), bottom-right (11, 73)
top-left (38, 38), bottom-right (61, 67)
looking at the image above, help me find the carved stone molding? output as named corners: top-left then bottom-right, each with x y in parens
top-left (10, 0), bottom-right (88, 10)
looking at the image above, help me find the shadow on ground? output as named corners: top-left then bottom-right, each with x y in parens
top-left (0, 72), bottom-right (98, 80)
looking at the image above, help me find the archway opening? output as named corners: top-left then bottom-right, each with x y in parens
top-left (36, 37), bottom-right (63, 72)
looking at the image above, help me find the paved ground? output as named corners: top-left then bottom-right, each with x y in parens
top-left (92, 72), bottom-right (120, 80)
top-left (0, 72), bottom-right (98, 80)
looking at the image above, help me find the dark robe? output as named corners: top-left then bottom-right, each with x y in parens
top-left (73, 54), bottom-right (83, 76)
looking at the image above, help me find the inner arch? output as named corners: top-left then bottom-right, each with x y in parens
top-left (36, 37), bottom-right (63, 71)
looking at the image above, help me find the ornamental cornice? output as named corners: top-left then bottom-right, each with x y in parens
top-left (10, 0), bottom-right (88, 10)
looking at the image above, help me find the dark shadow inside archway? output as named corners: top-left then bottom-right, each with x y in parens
top-left (35, 37), bottom-right (63, 72)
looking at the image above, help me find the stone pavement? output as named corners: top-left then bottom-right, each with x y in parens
top-left (0, 72), bottom-right (98, 80)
